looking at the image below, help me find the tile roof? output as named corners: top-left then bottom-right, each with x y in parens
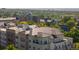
top-left (32, 27), bottom-right (63, 37)
top-left (8, 27), bottom-right (24, 33)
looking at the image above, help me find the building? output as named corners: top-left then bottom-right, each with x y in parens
top-left (40, 19), bottom-right (52, 23)
top-left (6, 26), bottom-right (30, 50)
top-left (28, 27), bottom-right (73, 50)
top-left (7, 22), bottom-right (16, 27)
top-left (59, 24), bottom-right (70, 32)
top-left (6, 27), bottom-right (24, 44)
top-left (0, 28), bottom-right (8, 48)
top-left (15, 30), bottom-right (30, 50)
top-left (0, 17), bottom-right (16, 23)
top-left (32, 16), bottom-right (40, 22)
top-left (0, 24), bottom-right (73, 50)
top-left (14, 25), bottom-right (38, 50)
top-left (40, 19), bottom-right (45, 22)
top-left (29, 25), bottom-right (38, 29)
top-left (51, 19), bottom-right (60, 24)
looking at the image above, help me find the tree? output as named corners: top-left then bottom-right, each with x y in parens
top-left (37, 22), bottom-right (47, 27)
top-left (39, 15), bottom-right (44, 19)
top-left (6, 44), bottom-right (16, 50)
top-left (64, 28), bottom-right (79, 43)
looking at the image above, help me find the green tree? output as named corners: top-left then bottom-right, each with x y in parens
top-left (64, 28), bottom-right (79, 43)
top-left (37, 22), bottom-right (47, 27)
top-left (6, 44), bottom-right (16, 50)
top-left (39, 15), bottom-right (44, 19)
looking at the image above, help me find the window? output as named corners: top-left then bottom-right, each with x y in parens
top-left (44, 41), bottom-right (47, 44)
top-left (26, 34), bottom-right (29, 36)
top-left (33, 40), bottom-right (39, 44)
top-left (29, 40), bottom-right (31, 42)
top-left (16, 36), bottom-right (18, 39)
top-left (21, 38), bottom-right (25, 42)
top-left (21, 44), bottom-right (25, 48)
top-left (33, 47), bottom-right (35, 50)
top-left (26, 34), bottom-right (29, 39)
top-left (35, 40), bottom-right (39, 44)
top-left (15, 41), bottom-right (18, 44)
top-left (34, 35), bottom-right (37, 37)
top-left (39, 40), bottom-right (42, 45)
top-left (54, 45), bottom-right (57, 50)
top-left (67, 44), bottom-right (70, 47)
top-left (58, 46), bottom-right (61, 49)
top-left (33, 40), bottom-right (35, 43)
top-left (62, 44), bottom-right (65, 49)
top-left (29, 45), bottom-right (31, 48)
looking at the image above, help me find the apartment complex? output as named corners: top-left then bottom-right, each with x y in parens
top-left (28, 27), bottom-right (73, 50)
top-left (0, 24), bottom-right (73, 50)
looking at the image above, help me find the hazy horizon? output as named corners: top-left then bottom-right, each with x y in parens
top-left (1, 8), bottom-right (79, 11)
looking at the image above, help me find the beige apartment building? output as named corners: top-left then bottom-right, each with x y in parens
top-left (6, 27), bottom-right (24, 44)
top-left (15, 30), bottom-right (30, 50)
top-left (28, 27), bottom-right (73, 50)
top-left (0, 25), bottom-right (73, 50)
top-left (6, 26), bottom-right (30, 50)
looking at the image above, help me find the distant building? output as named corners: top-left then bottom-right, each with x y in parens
top-left (59, 24), bottom-right (70, 32)
top-left (76, 19), bottom-right (79, 22)
top-left (32, 16), bottom-right (40, 22)
top-left (51, 19), bottom-right (59, 24)
top-left (0, 17), bottom-right (16, 23)
top-left (40, 19), bottom-right (52, 23)
top-left (40, 19), bottom-right (45, 22)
